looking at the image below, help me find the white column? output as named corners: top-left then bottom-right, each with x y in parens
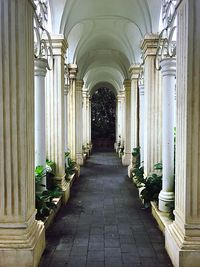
top-left (0, 1), bottom-right (45, 266)
top-left (68, 64), bottom-right (77, 160)
top-left (82, 88), bottom-right (88, 148)
top-left (122, 80), bottom-right (132, 166)
top-left (46, 35), bottom-right (67, 191)
top-left (139, 80), bottom-right (145, 165)
top-left (141, 35), bottom-right (162, 176)
top-left (116, 91), bottom-right (124, 144)
top-left (76, 80), bottom-right (84, 165)
top-left (34, 58), bottom-right (47, 188)
top-left (165, 1), bottom-right (200, 266)
top-left (64, 84), bottom-right (70, 152)
top-left (89, 96), bottom-right (92, 150)
top-left (158, 58), bottom-right (176, 212)
top-left (115, 100), bottom-right (119, 151)
top-left (128, 65), bottom-right (140, 176)
top-left (86, 94), bottom-right (90, 148)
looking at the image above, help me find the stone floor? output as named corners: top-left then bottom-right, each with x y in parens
top-left (39, 152), bottom-right (173, 267)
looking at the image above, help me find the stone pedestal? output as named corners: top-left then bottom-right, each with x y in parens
top-left (141, 35), bottom-right (162, 176)
top-left (76, 80), bottom-right (84, 165)
top-left (46, 35), bottom-right (68, 195)
top-left (122, 80), bottom-right (132, 166)
top-left (158, 57), bottom-right (176, 212)
top-left (0, 1), bottom-right (45, 266)
top-left (128, 65), bottom-right (140, 177)
top-left (34, 58), bottom-right (48, 189)
top-left (165, 1), bottom-right (200, 266)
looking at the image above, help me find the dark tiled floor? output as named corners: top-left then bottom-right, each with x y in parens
top-left (39, 152), bottom-right (173, 267)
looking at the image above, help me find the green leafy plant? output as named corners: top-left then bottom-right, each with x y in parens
top-left (46, 159), bottom-right (56, 176)
top-left (46, 159), bottom-right (56, 190)
top-left (154, 162), bottom-right (162, 170)
top-left (35, 187), bottom-right (62, 220)
top-left (140, 173), bottom-right (162, 204)
top-left (65, 152), bottom-right (77, 178)
top-left (65, 151), bottom-right (70, 158)
top-left (35, 165), bottom-right (62, 220)
top-left (132, 147), bottom-right (144, 186)
top-left (165, 202), bottom-right (175, 220)
top-left (66, 158), bottom-right (77, 175)
top-left (35, 165), bottom-right (46, 187)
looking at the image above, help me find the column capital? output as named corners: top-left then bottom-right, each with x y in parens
top-left (82, 88), bottom-right (89, 98)
top-left (140, 34), bottom-right (159, 59)
top-left (117, 90), bottom-right (125, 100)
top-left (160, 57), bottom-right (176, 77)
top-left (129, 64), bottom-right (141, 80)
top-left (68, 63), bottom-right (78, 79)
top-left (34, 58), bottom-right (48, 76)
top-left (76, 80), bottom-right (84, 91)
top-left (51, 34), bottom-right (68, 57)
top-left (123, 79), bottom-right (131, 90)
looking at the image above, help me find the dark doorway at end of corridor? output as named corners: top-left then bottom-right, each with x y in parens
top-left (91, 87), bottom-right (116, 152)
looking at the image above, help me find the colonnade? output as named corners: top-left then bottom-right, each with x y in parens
top-left (1, 0), bottom-right (200, 266)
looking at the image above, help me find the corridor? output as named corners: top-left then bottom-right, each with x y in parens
top-left (39, 153), bottom-right (172, 267)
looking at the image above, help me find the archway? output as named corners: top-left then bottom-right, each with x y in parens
top-left (91, 87), bottom-right (116, 151)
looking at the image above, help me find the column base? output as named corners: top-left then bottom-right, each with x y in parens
top-left (128, 163), bottom-right (133, 178)
top-left (158, 190), bottom-right (175, 212)
top-left (166, 222), bottom-right (200, 267)
top-left (0, 220), bottom-right (45, 267)
top-left (76, 153), bottom-right (85, 166)
top-left (122, 153), bottom-right (131, 166)
top-left (54, 174), bottom-right (70, 204)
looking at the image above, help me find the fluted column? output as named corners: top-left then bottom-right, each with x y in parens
top-left (141, 35), bottom-right (162, 176)
top-left (116, 90), bottom-right (125, 148)
top-left (139, 80), bottom-right (145, 165)
top-left (0, 1), bottom-right (45, 266)
top-left (158, 58), bottom-right (176, 212)
top-left (165, 1), bottom-right (200, 266)
top-left (128, 65), bottom-right (140, 176)
top-left (64, 84), bottom-right (70, 152)
top-left (86, 94), bottom-right (90, 148)
top-left (82, 88), bottom-right (88, 148)
top-left (89, 96), bottom-right (92, 150)
top-left (68, 64), bottom-right (77, 160)
top-left (76, 80), bottom-right (84, 165)
top-left (122, 79), bottom-right (132, 166)
top-left (46, 35), bottom-right (67, 190)
top-left (34, 58), bottom-right (48, 189)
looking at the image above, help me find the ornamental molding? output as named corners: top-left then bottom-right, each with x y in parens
top-left (155, 0), bottom-right (179, 70)
top-left (33, 0), bottom-right (53, 70)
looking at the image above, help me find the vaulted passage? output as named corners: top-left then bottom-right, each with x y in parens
top-left (39, 153), bottom-right (172, 267)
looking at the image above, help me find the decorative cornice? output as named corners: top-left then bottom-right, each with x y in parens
top-left (33, 0), bottom-right (53, 70)
top-left (51, 34), bottom-right (68, 56)
top-left (68, 63), bottom-right (78, 79)
top-left (140, 34), bottom-right (160, 59)
top-left (129, 64), bottom-right (141, 80)
top-left (76, 80), bottom-right (84, 91)
top-left (123, 79), bottom-right (131, 89)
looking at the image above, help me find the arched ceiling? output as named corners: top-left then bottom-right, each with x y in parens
top-left (49, 0), bottom-right (162, 93)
